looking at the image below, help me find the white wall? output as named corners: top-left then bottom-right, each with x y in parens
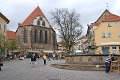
top-left (32, 16), bottom-right (50, 28)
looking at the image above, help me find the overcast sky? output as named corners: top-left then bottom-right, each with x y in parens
top-left (0, 0), bottom-right (120, 41)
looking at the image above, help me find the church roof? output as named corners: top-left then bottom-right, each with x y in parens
top-left (7, 30), bottom-right (16, 39)
top-left (102, 14), bottom-right (120, 22)
top-left (91, 22), bottom-right (100, 26)
top-left (20, 6), bottom-right (45, 26)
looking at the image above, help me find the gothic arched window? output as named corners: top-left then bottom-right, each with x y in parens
top-left (42, 21), bottom-right (45, 26)
top-left (24, 28), bottom-right (27, 43)
top-left (45, 31), bottom-right (47, 44)
top-left (37, 20), bottom-right (40, 25)
top-left (34, 29), bottom-right (38, 43)
top-left (39, 30), bottom-right (43, 43)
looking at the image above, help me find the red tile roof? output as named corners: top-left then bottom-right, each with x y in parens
top-left (91, 22), bottom-right (100, 26)
top-left (102, 14), bottom-right (120, 22)
top-left (95, 9), bottom-right (111, 23)
top-left (78, 35), bottom-right (88, 40)
top-left (7, 30), bottom-right (16, 39)
top-left (20, 6), bottom-right (45, 26)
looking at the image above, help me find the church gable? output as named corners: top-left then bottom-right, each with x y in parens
top-left (32, 16), bottom-right (50, 28)
top-left (19, 6), bottom-right (52, 28)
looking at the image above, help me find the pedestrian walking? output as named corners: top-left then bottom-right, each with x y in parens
top-left (105, 55), bottom-right (111, 73)
top-left (47, 53), bottom-right (50, 61)
top-left (30, 53), bottom-right (37, 66)
top-left (52, 54), bottom-right (55, 60)
top-left (0, 56), bottom-right (3, 71)
top-left (43, 54), bottom-right (47, 65)
top-left (6, 53), bottom-right (10, 61)
top-left (37, 55), bottom-right (40, 60)
top-left (14, 54), bottom-right (17, 59)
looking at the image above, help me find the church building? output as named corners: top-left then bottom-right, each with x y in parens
top-left (16, 6), bottom-right (57, 53)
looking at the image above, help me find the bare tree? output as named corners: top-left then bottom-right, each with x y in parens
top-left (50, 8), bottom-right (83, 51)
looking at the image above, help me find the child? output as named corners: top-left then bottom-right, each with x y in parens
top-left (43, 54), bottom-right (47, 65)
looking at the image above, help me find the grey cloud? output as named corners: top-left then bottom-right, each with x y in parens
top-left (0, 0), bottom-right (119, 38)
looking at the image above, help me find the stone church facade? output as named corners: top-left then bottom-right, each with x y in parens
top-left (16, 6), bottom-right (57, 53)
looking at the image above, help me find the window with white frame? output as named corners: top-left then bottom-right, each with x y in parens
top-left (108, 32), bottom-right (112, 38)
top-left (115, 22), bottom-right (119, 26)
top-left (112, 46), bottom-right (117, 54)
top-left (102, 33), bottom-right (106, 38)
top-left (118, 32), bottom-right (120, 37)
top-left (107, 22), bottom-right (111, 27)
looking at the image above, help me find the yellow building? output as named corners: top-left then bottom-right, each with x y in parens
top-left (91, 9), bottom-right (110, 31)
top-left (0, 12), bottom-right (9, 35)
top-left (87, 10), bottom-right (111, 54)
top-left (94, 13), bottom-right (120, 54)
top-left (0, 12), bottom-right (9, 55)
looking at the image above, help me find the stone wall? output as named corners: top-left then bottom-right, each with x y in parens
top-left (65, 54), bottom-right (120, 65)
top-left (16, 26), bottom-right (57, 52)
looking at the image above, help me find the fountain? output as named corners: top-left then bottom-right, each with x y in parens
top-left (51, 25), bottom-right (120, 71)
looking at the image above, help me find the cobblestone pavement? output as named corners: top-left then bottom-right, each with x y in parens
top-left (0, 58), bottom-right (120, 80)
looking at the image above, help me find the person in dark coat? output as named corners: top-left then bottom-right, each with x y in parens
top-left (109, 54), bottom-right (115, 71)
top-left (6, 53), bottom-right (10, 61)
top-left (111, 54), bottom-right (115, 61)
top-left (47, 53), bottom-right (50, 61)
top-left (0, 56), bottom-right (3, 71)
top-left (31, 53), bottom-right (36, 66)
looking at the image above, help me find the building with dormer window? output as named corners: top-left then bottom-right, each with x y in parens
top-left (87, 9), bottom-right (120, 54)
top-left (95, 14), bottom-right (120, 54)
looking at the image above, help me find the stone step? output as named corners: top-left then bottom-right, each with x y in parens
top-left (51, 64), bottom-right (106, 71)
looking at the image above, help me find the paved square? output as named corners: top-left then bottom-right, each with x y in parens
top-left (0, 59), bottom-right (120, 80)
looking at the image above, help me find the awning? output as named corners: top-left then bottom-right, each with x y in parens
top-left (12, 50), bottom-right (21, 52)
top-left (26, 50), bottom-right (39, 53)
top-left (43, 50), bottom-right (54, 53)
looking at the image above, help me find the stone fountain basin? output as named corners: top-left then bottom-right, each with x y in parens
top-left (51, 54), bottom-right (120, 71)
top-left (65, 54), bottom-right (120, 65)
